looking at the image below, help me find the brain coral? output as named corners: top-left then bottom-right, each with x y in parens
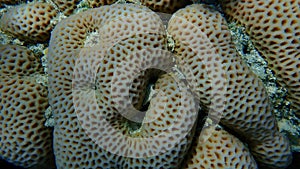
top-left (0, 45), bottom-right (43, 76)
top-left (140, 0), bottom-right (192, 13)
top-left (167, 4), bottom-right (292, 168)
top-left (184, 126), bottom-right (257, 168)
top-left (48, 3), bottom-right (199, 168)
top-left (0, 45), bottom-right (54, 168)
top-left (45, 2), bottom-right (294, 169)
top-left (87, 0), bottom-right (117, 8)
top-left (51, 0), bottom-right (80, 16)
top-left (0, 0), bottom-right (26, 6)
top-left (0, 2), bottom-right (57, 43)
top-left (219, 0), bottom-right (300, 117)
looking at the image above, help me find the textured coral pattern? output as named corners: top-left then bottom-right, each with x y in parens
top-left (52, 0), bottom-right (81, 16)
top-left (46, 2), bottom-right (293, 168)
top-left (183, 126), bottom-right (257, 168)
top-left (0, 0), bottom-right (26, 5)
top-left (49, 4), bottom-right (199, 168)
top-left (141, 0), bottom-right (192, 13)
top-left (219, 0), bottom-right (300, 117)
top-left (0, 45), bottom-right (54, 168)
top-left (0, 77), bottom-right (53, 168)
top-left (0, 2), bottom-right (57, 43)
top-left (167, 4), bottom-right (292, 168)
top-left (87, 0), bottom-right (117, 7)
top-left (0, 0), bottom-right (297, 168)
top-left (0, 45), bottom-right (43, 76)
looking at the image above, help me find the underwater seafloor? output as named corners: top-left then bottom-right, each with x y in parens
top-left (0, 0), bottom-right (300, 168)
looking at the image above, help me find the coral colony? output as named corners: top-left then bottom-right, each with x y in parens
top-left (0, 0), bottom-right (299, 168)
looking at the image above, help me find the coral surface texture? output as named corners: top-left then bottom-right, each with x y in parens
top-left (0, 0), bottom-right (299, 169)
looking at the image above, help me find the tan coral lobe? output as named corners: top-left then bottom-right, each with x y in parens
top-left (0, 77), bottom-right (54, 169)
top-left (0, 0), bottom-right (291, 168)
top-left (51, 0), bottom-right (80, 16)
top-left (0, 45), bottom-right (43, 76)
top-left (49, 3), bottom-right (197, 168)
top-left (87, 0), bottom-right (117, 8)
top-left (0, 0), bottom-right (26, 5)
top-left (183, 126), bottom-right (257, 169)
top-left (0, 45), bottom-right (54, 168)
top-left (0, 2), bottom-right (57, 43)
top-left (141, 0), bottom-right (192, 13)
top-left (219, 0), bottom-right (300, 117)
top-left (167, 4), bottom-right (292, 168)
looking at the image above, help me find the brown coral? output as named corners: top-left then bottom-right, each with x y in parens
top-left (87, 0), bottom-right (117, 8)
top-left (0, 76), bottom-right (53, 168)
top-left (46, 2), bottom-right (294, 168)
top-left (0, 45), bottom-right (43, 76)
top-left (219, 0), bottom-right (300, 117)
top-left (167, 4), bottom-right (292, 168)
top-left (0, 2), bottom-right (57, 43)
top-left (51, 0), bottom-right (81, 16)
top-left (0, 45), bottom-right (54, 168)
top-left (141, 0), bottom-right (192, 13)
top-left (183, 126), bottom-right (257, 169)
top-left (49, 3), bottom-right (198, 168)
top-left (0, 0), bottom-right (26, 6)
